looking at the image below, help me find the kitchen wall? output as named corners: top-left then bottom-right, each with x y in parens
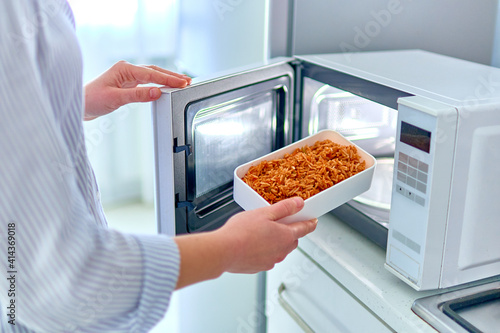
top-left (492, 2), bottom-right (500, 67)
top-left (272, 0), bottom-right (499, 65)
top-left (177, 0), bottom-right (500, 74)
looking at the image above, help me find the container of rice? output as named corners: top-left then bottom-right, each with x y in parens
top-left (233, 129), bottom-right (377, 223)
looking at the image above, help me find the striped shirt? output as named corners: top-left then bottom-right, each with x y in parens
top-left (0, 1), bottom-right (179, 332)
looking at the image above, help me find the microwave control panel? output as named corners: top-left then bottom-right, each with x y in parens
top-left (395, 149), bottom-right (429, 207)
top-left (386, 96), bottom-right (457, 290)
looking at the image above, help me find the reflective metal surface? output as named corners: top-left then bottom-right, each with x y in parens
top-left (306, 81), bottom-right (398, 157)
top-left (412, 279), bottom-right (500, 333)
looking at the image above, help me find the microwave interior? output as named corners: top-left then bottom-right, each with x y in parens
top-left (299, 76), bottom-right (401, 248)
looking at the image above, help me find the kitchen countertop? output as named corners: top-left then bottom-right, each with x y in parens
top-left (299, 213), bottom-right (438, 332)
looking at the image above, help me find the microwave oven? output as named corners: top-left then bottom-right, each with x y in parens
top-left (152, 50), bottom-right (500, 291)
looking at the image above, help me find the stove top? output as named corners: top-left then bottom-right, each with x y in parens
top-left (412, 279), bottom-right (500, 333)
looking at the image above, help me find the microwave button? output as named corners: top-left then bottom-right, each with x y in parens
top-left (397, 171), bottom-right (407, 183)
top-left (396, 183), bottom-right (405, 195)
top-left (407, 166), bottom-right (418, 179)
top-left (406, 176), bottom-right (417, 189)
top-left (408, 156), bottom-right (419, 169)
top-left (405, 189), bottom-right (416, 201)
top-left (399, 152), bottom-right (409, 164)
top-left (415, 195), bottom-right (425, 207)
top-left (416, 181), bottom-right (427, 194)
top-left (398, 161), bottom-right (408, 173)
top-left (417, 171), bottom-right (428, 183)
top-left (417, 161), bottom-right (429, 173)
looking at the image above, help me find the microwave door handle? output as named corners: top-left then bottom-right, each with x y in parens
top-left (277, 283), bottom-right (315, 333)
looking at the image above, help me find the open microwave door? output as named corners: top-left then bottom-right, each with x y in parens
top-left (152, 58), bottom-right (295, 235)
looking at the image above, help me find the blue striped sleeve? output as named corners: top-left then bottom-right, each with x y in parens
top-left (0, 1), bottom-right (180, 332)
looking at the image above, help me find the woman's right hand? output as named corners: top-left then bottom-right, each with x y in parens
top-left (217, 197), bottom-right (318, 274)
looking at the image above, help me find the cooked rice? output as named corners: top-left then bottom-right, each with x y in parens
top-left (242, 139), bottom-right (366, 204)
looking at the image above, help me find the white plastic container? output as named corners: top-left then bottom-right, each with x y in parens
top-left (233, 130), bottom-right (377, 223)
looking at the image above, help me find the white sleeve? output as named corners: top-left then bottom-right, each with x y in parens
top-left (0, 2), bottom-right (179, 332)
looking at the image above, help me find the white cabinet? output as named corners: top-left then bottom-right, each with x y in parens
top-left (266, 249), bottom-right (392, 333)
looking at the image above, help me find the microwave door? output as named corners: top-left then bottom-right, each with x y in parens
top-left (152, 59), bottom-right (294, 235)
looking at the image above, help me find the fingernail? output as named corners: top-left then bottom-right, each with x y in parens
top-left (293, 197), bottom-right (303, 208)
top-left (150, 88), bottom-right (161, 99)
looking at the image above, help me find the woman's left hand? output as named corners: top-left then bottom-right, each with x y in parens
top-left (84, 61), bottom-right (191, 120)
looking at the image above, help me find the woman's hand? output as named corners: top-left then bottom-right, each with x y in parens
top-left (173, 197), bottom-right (318, 289)
top-left (218, 197), bottom-right (318, 274)
top-left (84, 61), bottom-right (191, 120)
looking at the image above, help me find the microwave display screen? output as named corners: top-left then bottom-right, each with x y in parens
top-left (400, 121), bottom-right (431, 153)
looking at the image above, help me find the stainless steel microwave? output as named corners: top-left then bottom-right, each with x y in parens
top-left (152, 50), bottom-right (500, 291)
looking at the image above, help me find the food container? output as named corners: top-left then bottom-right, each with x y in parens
top-left (233, 129), bottom-right (377, 223)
